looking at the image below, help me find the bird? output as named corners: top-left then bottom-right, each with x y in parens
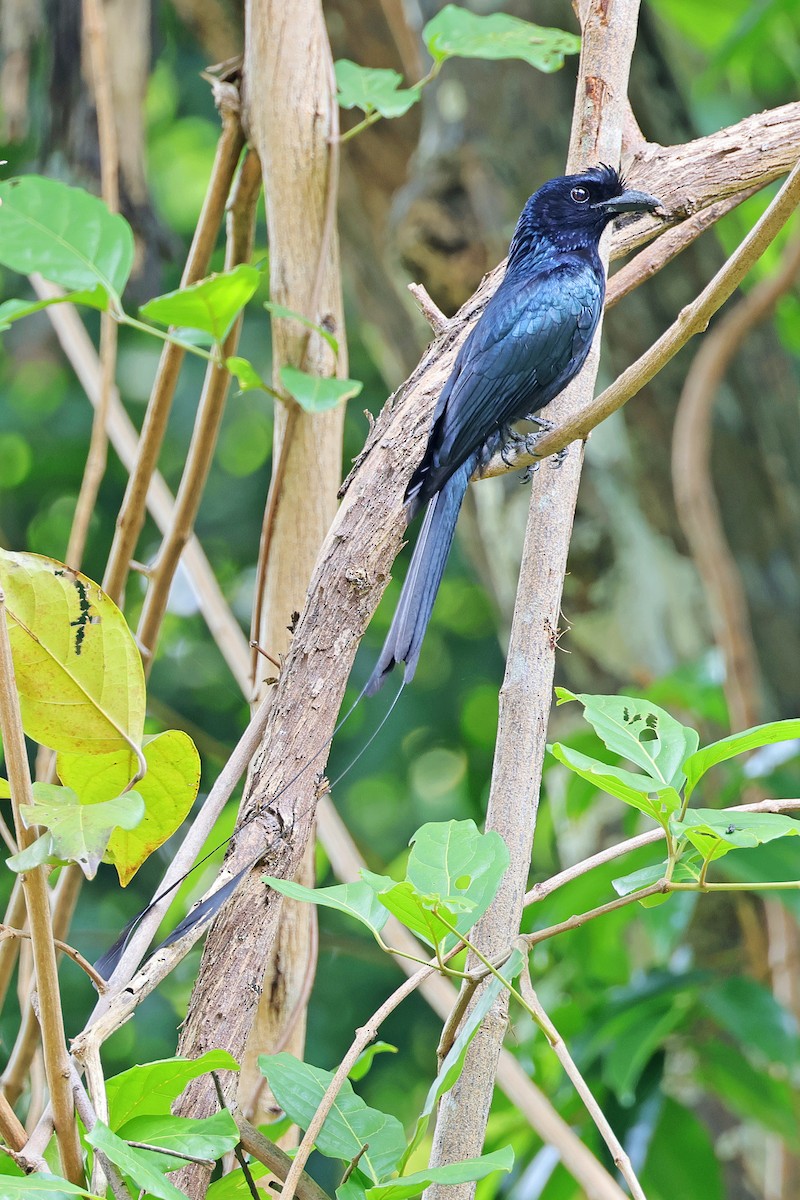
top-left (365, 164), bottom-right (660, 696)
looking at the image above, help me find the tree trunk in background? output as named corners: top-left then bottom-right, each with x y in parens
top-left (175, 0), bottom-right (347, 1172)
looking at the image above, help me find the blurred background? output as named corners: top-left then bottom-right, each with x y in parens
top-left (0, 1), bottom-right (799, 1197)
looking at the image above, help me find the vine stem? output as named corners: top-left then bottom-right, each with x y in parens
top-left (0, 592), bottom-right (84, 1185)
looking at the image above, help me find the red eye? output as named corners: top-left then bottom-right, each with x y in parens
top-left (570, 186), bottom-right (590, 203)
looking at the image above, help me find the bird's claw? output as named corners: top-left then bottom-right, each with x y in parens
top-left (549, 447), bottom-right (569, 469)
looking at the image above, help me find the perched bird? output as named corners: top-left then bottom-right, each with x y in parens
top-left (366, 164), bottom-right (660, 695)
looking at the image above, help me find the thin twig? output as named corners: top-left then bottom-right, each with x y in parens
top-left (33, 279), bottom-right (251, 692)
top-left (103, 82), bottom-right (245, 606)
top-left (0, 925), bottom-right (107, 991)
top-left (524, 797), bottom-right (800, 907)
top-left (0, 1091), bottom-right (26, 1151)
top-left (232, 1108), bottom-right (333, 1200)
top-left (0, 590), bottom-right (84, 1184)
top-left (136, 146), bottom-right (261, 661)
top-left (279, 964), bottom-right (439, 1200)
top-left (518, 960), bottom-right (647, 1200)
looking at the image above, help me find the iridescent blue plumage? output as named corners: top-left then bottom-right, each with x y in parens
top-left (366, 165), bottom-right (660, 694)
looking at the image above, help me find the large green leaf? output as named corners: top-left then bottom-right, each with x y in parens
top-left (258, 1053), bottom-right (405, 1185)
top-left (702, 976), bottom-right (800, 1067)
top-left (0, 1178), bottom-right (99, 1199)
top-left (0, 550), bottom-right (145, 754)
top-left (670, 809), bottom-right (800, 863)
top-left (9, 783), bottom-right (144, 879)
top-left (280, 366), bottom-right (362, 413)
top-left (0, 288), bottom-right (108, 329)
top-left (58, 729), bottom-right (201, 885)
top-left (335, 60), bottom-right (421, 118)
top-left (140, 264), bottom-right (261, 342)
top-left (423, 6), bottom-right (579, 71)
top-left (683, 719), bottom-right (800, 801)
top-left (116, 1111), bottom-right (239, 1171)
top-left (549, 743), bottom-right (681, 825)
top-left (106, 1051), bottom-right (239, 1128)
top-left (364, 1147), bottom-right (514, 1199)
top-left (0, 176), bottom-right (133, 302)
top-left (405, 820), bottom-right (509, 934)
top-left (86, 1123), bottom-right (185, 1200)
top-left (262, 877), bottom-right (390, 940)
top-left (556, 689), bottom-right (698, 790)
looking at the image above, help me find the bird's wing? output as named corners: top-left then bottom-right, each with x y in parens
top-left (422, 263), bottom-right (602, 491)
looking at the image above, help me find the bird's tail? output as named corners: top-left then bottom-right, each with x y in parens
top-left (365, 458), bottom-right (472, 695)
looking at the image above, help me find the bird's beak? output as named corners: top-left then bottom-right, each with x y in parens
top-left (598, 188), bottom-right (662, 215)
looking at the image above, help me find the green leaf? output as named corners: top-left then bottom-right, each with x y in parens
top-left (612, 857), bottom-right (702, 904)
top-left (207, 1171), bottom-right (272, 1199)
top-left (670, 809), bottom-right (800, 863)
top-left (694, 1041), bottom-right (800, 1145)
top-left (0, 778), bottom-right (10, 799)
top-left (405, 820), bottom-right (509, 937)
top-left (549, 743), bottom-right (681, 825)
top-left (0, 176), bottom-right (133, 302)
top-left (644, 1098), bottom-right (723, 1200)
top-left (703, 977), bottom-right (800, 1067)
top-left (9, 784), bottom-right (144, 879)
top-left (140, 264), bottom-right (261, 342)
top-left (0, 1176), bottom-right (99, 1198)
top-left (334, 60), bottom-right (421, 119)
top-left (683, 719), bottom-right (800, 801)
top-left (264, 301), bottom-right (339, 353)
top-left (423, 6), bottom-right (579, 71)
top-left (349, 1043), bottom-right (397, 1083)
top-left (225, 356), bottom-right (268, 392)
top-left (0, 550), bottom-right (146, 754)
top-left (258, 1053), bottom-right (406, 1185)
top-left (86, 1122), bottom-right (186, 1200)
top-left (116, 1111), bottom-right (239, 1171)
top-left (556, 689), bottom-right (698, 790)
top-left (106, 1051), bottom-right (239, 1128)
top-left (402, 949), bottom-right (523, 1169)
top-left (361, 872), bottom-right (470, 949)
top-left (365, 1146), bottom-right (514, 1199)
top-left (280, 366), bottom-right (362, 413)
top-left (0, 287), bottom-right (108, 329)
top-left (262, 877), bottom-right (390, 940)
top-left (57, 730), bottom-right (201, 886)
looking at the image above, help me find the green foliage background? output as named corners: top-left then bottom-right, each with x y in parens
top-left (0, 1), bottom-right (799, 1197)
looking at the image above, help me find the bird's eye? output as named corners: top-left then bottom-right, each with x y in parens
top-left (570, 186), bottom-right (590, 204)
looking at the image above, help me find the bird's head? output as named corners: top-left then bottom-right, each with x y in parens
top-left (510, 165), bottom-right (661, 260)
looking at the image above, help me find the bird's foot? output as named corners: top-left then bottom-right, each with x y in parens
top-left (523, 415), bottom-right (555, 432)
top-left (549, 446), bottom-right (569, 469)
top-left (500, 428), bottom-right (528, 467)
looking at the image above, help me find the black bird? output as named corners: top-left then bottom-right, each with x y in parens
top-left (366, 164), bottom-right (660, 695)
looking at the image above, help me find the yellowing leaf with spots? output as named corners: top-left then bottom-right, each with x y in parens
top-left (57, 730), bottom-right (201, 885)
top-left (0, 550), bottom-right (145, 754)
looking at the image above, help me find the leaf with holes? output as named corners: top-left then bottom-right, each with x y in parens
top-left (423, 6), bottom-right (580, 71)
top-left (0, 176), bottom-right (133, 303)
top-left (556, 689), bottom-right (698, 791)
top-left (405, 820), bottom-right (508, 935)
top-left (57, 730), bottom-right (201, 885)
top-left (0, 550), bottom-right (145, 754)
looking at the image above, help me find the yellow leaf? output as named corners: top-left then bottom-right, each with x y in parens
top-left (0, 550), bottom-right (145, 754)
top-left (57, 729), bottom-right (201, 885)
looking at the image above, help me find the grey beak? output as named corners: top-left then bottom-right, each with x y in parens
top-left (598, 188), bottom-right (662, 215)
